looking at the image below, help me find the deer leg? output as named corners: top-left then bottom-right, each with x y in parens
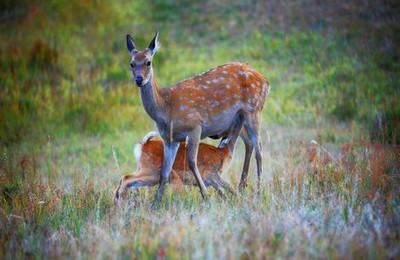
top-left (153, 141), bottom-right (179, 204)
top-left (114, 173), bottom-right (136, 203)
top-left (187, 126), bottom-right (209, 199)
top-left (209, 179), bottom-right (228, 201)
top-left (213, 174), bottom-right (237, 197)
top-left (114, 172), bottom-right (156, 203)
top-left (220, 179), bottom-right (237, 197)
top-left (215, 116), bottom-right (250, 193)
top-left (238, 127), bottom-right (254, 192)
top-left (244, 114), bottom-right (263, 195)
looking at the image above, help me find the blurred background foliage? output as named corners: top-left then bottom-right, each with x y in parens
top-left (0, 0), bottom-right (399, 145)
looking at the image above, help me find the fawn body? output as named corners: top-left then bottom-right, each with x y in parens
top-left (114, 132), bottom-right (237, 202)
top-left (126, 31), bottom-right (269, 203)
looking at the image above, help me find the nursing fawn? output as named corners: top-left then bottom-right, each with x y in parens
top-left (114, 130), bottom-right (240, 203)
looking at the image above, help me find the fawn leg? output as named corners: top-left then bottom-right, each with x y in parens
top-left (214, 174), bottom-right (237, 197)
top-left (209, 179), bottom-right (228, 201)
top-left (114, 172), bottom-right (156, 204)
top-left (220, 179), bottom-right (237, 197)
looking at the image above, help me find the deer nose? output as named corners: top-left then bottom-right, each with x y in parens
top-left (135, 76), bottom-right (143, 85)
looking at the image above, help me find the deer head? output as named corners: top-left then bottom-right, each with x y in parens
top-left (126, 31), bottom-right (160, 87)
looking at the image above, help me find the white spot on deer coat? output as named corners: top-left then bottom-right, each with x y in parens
top-left (246, 104), bottom-right (255, 111)
top-left (222, 97), bottom-right (230, 103)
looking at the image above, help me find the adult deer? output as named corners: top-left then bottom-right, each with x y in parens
top-left (126, 31), bottom-right (269, 203)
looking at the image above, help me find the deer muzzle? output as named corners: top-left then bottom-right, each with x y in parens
top-left (135, 75), bottom-right (143, 86)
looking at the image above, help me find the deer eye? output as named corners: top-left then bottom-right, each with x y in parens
top-left (146, 61), bottom-right (151, 67)
top-left (130, 63), bottom-right (136, 68)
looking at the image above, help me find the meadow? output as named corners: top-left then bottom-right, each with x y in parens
top-left (0, 0), bottom-right (399, 258)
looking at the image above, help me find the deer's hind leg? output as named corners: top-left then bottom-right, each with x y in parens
top-left (114, 171), bottom-right (157, 203)
top-left (238, 127), bottom-right (254, 192)
top-left (114, 173), bottom-right (136, 202)
top-left (243, 112), bottom-right (263, 195)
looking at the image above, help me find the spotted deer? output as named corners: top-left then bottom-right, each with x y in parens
top-left (114, 130), bottom-right (239, 203)
top-left (126, 31), bottom-right (270, 203)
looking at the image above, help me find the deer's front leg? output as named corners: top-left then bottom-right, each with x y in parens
top-left (187, 126), bottom-right (209, 200)
top-left (153, 141), bottom-right (179, 205)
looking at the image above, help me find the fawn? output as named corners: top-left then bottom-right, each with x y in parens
top-left (114, 131), bottom-right (239, 203)
top-left (126, 31), bottom-right (269, 203)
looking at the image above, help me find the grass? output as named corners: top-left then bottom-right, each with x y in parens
top-left (1, 124), bottom-right (399, 258)
top-left (1, 0), bottom-right (399, 258)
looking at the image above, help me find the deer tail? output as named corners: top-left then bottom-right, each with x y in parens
top-left (141, 131), bottom-right (159, 144)
top-left (133, 131), bottom-right (159, 161)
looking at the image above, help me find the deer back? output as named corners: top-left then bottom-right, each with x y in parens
top-left (161, 62), bottom-right (270, 126)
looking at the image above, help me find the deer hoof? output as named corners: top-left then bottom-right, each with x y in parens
top-left (238, 182), bottom-right (248, 193)
top-left (150, 199), bottom-right (162, 210)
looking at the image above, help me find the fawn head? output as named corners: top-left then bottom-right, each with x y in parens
top-left (126, 31), bottom-right (160, 87)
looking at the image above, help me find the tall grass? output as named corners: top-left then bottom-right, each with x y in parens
top-left (1, 127), bottom-right (399, 258)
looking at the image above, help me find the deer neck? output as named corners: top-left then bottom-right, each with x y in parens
top-left (139, 77), bottom-right (166, 123)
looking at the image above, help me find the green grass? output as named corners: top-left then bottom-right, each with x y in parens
top-left (1, 125), bottom-right (399, 258)
top-left (1, 0), bottom-right (399, 258)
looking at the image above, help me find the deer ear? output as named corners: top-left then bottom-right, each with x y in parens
top-left (126, 34), bottom-right (136, 55)
top-left (147, 31), bottom-right (160, 55)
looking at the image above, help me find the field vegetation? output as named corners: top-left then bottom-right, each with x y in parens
top-left (0, 0), bottom-right (399, 258)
